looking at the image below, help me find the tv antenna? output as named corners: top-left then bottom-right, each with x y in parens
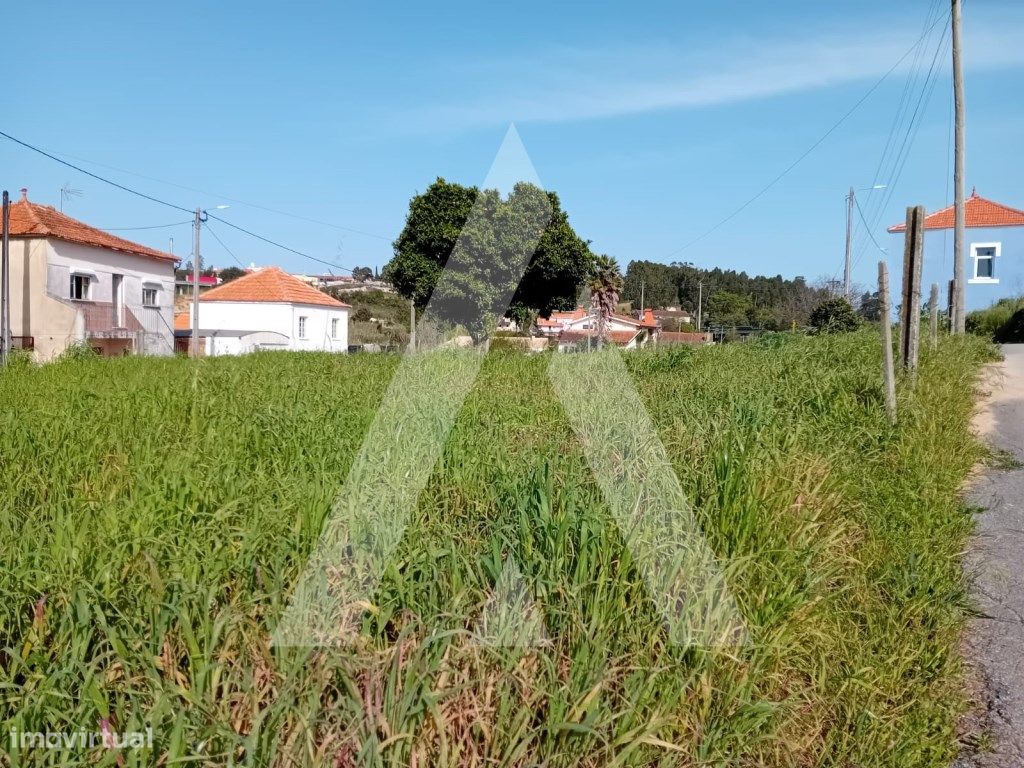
top-left (59, 183), bottom-right (83, 212)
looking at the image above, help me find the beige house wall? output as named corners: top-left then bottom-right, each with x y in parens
top-left (7, 238), bottom-right (79, 361)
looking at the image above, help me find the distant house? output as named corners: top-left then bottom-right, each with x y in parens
top-left (887, 190), bottom-right (1024, 312)
top-left (536, 307), bottom-right (589, 337)
top-left (4, 189), bottom-right (177, 359)
top-left (176, 266), bottom-right (350, 355)
top-left (659, 331), bottom-right (713, 346)
top-left (652, 308), bottom-right (695, 330)
top-left (174, 272), bottom-right (221, 298)
top-left (542, 307), bottom-right (661, 351)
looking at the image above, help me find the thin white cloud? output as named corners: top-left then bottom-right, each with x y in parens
top-left (401, 9), bottom-right (1024, 131)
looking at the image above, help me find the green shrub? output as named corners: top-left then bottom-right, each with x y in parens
top-left (994, 308), bottom-right (1024, 343)
top-left (809, 297), bottom-right (860, 334)
top-left (56, 341), bottom-right (99, 362)
top-left (967, 297), bottom-right (1024, 340)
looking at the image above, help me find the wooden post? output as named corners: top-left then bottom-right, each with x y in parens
top-left (879, 261), bottom-right (898, 425)
top-left (899, 206), bottom-right (924, 373)
top-left (929, 283), bottom-right (940, 350)
top-left (947, 279), bottom-right (956, 332)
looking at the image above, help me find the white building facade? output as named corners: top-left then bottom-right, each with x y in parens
top-left (192, 267), bottom-right (349, 355)
top-left (6, 191), bottom-right (177, 360)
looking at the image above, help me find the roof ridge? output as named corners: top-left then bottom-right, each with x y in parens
top-left (200, 265), bottom-right (349, 307)
top-left (9, 198), bottom-right (176, 261)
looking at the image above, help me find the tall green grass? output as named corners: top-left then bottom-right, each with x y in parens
top-left (0, 332), bottom-right (994, 766)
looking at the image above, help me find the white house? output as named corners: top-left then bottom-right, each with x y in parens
top-left (5, 189), bottom-right (177, 359)
top-left (537, 306), bottom-right (661, 351)
top-left (181, 266), bottom-right (350, 355)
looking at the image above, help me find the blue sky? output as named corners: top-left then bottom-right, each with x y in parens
top-left (4, 0), bottom-right (1023, 291)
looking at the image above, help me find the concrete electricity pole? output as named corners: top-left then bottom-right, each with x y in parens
top-left (191, 207), bottom-right (202, 358)
top-left (1, 190), bottom-right (9, 367)
top-left (951, 0), bottom-right (967, 333)
top-left (844, 187), bottom-right (855, 299)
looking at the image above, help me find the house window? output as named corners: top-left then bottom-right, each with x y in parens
top-left (298, 316), bottom-right (308, 338)
top-left (970, 242), bottom-right (1001, 283)
top-left (142, 287), bottom-right (159, 307)
top-left (70, 274), bottom-right (91, 300)
top-left (331, 318), bottom-right (339, 339)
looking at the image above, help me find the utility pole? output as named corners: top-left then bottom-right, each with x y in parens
top-left (951, 0), bottom-right (967, 333)
top-left (639, 279), bottom-right (645, 315)
top-left (899, 206), bottom-right (925, 374)
top-left (191, 207), bottom-right (202, 359)
top-left (844, 187), bottom-right (855, 299)
top-left (929, 283), bottom-right (940, 349)
top-left (696, 280), bottom-right (703, 332)
top-left (1, 191), bottom-right (10, 367)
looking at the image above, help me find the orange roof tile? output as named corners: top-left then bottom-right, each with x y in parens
top-left (659, 331), bottom-right (710, 345)
top-left (559, 329), bottom-right (640, 346)
top-left (537, 307), bottom-right (588, 327)
top-left (610, 312), bottom-right (660, 329)
top-left (888, 190), bottom-right (1024, 232)
top-left (7, 193), bottom-right (176, 262)
top-left (199, 267), bottom-right (350, 308)
top-left (174, 312), bottom-right (191, 331)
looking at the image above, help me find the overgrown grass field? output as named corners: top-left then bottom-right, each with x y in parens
top-left (0, 332), bottom-right (994, 766)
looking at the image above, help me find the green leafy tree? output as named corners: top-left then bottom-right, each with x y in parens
top-left (708, 291), bottom-right (752, 327)
top-left (622, 261), bottom-right (678, 309)
top-left (809, 297), bottom-right (860, 334)
top-left (383, 178), bottom-right (594, 338)
top-left (857, 290), bottom-right (882, 322)
top-left (352, 266), bottom-right (373, 282)
top-left (218, 266), bottom-right (247, 284)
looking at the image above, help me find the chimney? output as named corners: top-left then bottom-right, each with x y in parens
top-left (19, 188), bottom-right (28, 201)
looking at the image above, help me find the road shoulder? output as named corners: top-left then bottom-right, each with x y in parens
top-left (957, 345), bottom-right (1024, 768)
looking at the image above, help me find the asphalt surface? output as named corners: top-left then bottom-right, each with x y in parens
top-left (962, 345), bottom-right (1024, 767)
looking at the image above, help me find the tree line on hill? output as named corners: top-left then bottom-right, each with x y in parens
top-left (380, 177), bottom-right (878, 337)
top-left (621, 260), bottom-right (839, 330)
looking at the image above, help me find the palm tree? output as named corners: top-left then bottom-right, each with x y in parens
top-left (588, 255), bottom-right (623, 349)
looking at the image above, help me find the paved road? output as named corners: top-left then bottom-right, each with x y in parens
top-left (963, 345), bottom-right (1024, 767)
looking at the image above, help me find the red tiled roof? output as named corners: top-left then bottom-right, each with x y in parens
top-left (199, 267), bottom-right (350, 308)
top-left (537, 307), bottom-right (587, 327)
top-left (659, 332), bottom-right (710, 345)
top-left (610, 312), bottom-right (660, 329)
top-left (559, 329), bottom-right (640, 346)
top-left (888, 190), bottom-right (1024, 232)
top-left (174, 312), bottom-right (191, 331)
top-left (7, 194), bottom-right (176, 262)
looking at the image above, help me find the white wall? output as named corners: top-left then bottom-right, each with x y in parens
top-left (45, 239), bottom-right (176, 355)
top-left (198, 301), bottom-right (348, 353)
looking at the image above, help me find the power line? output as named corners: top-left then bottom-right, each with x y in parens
top-left (850, 9), bottom-right (951, 273)
top-left (100, 220), bottom-right (192, 231)
top-left (207, 213), bottom-right (355, 274)
top-left (1, 128), bottom-right (359, 275)
top-left (855, 0), bottom-right (945, 244)
top-left (0, 129), bottom-right (193, 214)
top-left (16, 142), bottom-right (392, 241)
top-left (663, 9), bottom-right (951, 260)
top-left (203, 221), bottom-right (247, 269)
top-left (855, 196), bottom-right (888, 256)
